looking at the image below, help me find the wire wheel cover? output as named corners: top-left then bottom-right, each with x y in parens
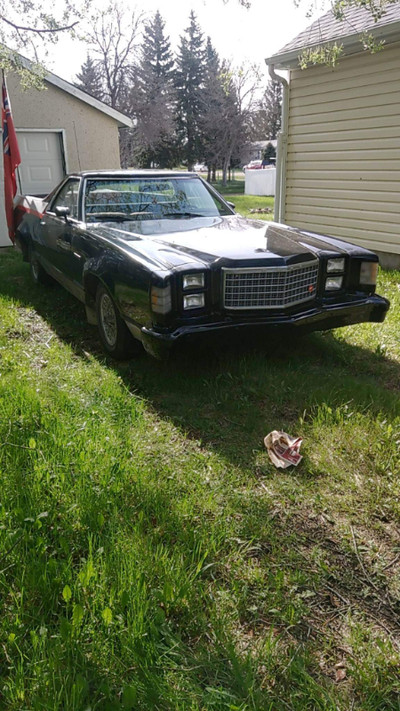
top-left (100, 292), bottom-right (118, 347)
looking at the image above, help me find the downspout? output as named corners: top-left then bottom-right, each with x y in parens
top-left (266, 63), bottom-right (289, 223)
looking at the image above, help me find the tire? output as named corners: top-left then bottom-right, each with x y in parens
top-left (29, 246), bottom-right (53, 286)
top-left (95, 283), bottom-right (138, 360)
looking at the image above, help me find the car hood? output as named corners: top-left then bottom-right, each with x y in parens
top-left (90, 215), bottom-right (354, 271)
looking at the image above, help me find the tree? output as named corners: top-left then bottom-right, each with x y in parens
top-left (84, 1), bottom-right (144, 111)
top-left (174, 11), bottom-right (207, 170)
top-left (0, 0), bottom-right (91, 87)
top-left (198, 38), bottom-right (226, 180)
top-left (251, 80), bottom-right (282, 141)
top-left (262, 81), bottom-right (282, 140)
top-left (205, 62), bottom-right (260, 186)
top-left (220, 64), bottom-right (261, 186)
top-left (263, 142), bottom-right (276, 164)
top-left (75, 53), bottom-right (104, 102)
top-left (130, 11), bottom-right (177, 168)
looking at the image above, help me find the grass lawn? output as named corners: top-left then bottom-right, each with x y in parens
top-left (0, 246), bottom-right (399, 710)
top-left (213, 179), bottom-right (274, 221)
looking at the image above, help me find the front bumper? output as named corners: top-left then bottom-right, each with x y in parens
top-left (138, 294), bottom-right (389, 356)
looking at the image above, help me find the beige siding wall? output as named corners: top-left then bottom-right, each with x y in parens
top-left (8, 73), bottom-right (122, 171)
top-left (285, 42), bottom-right (400, 255)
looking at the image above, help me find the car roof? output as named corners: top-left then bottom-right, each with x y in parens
top-left (69, 170), bottom-right (199, 179)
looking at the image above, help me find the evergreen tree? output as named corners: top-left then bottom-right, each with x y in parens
top-left (263, 142), bottom-right (276, 163)
top-left (174, 11), bottom-right (207, 170)
top-left (264, 80), bottom-right (282, 140)
top-left (140, 10), bottom-right (174, 83)
top-left (75, 54), bottom-right (105, 102)
top-left (252, 80), bottom-right (282, 141)
top-left (199, 38), bottom-right (227, 179)
top-left (131, 10), bottom-right (177, 167)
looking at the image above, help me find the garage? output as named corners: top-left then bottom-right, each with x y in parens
top-left (0, 56), bottom-right (132, 247)
top-left (16, 130), bottom-right (66, 196)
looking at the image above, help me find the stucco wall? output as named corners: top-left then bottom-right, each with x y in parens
top-left (285, 41), bottom-right (400, 258)
top-left (7, 73), bottom-right (122, 172)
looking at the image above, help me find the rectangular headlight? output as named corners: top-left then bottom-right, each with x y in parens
top-left (183, 273), bottom-right (205, 289)
top-left (183, 293), bottom-right (205, 310)
top-left (325, 276), bottom-right (343, 291)
top-left (327, 258), bottom-right (345, 273)
top-left (359, 261), bottom-right (378, 286)
top-left (151, 284), bottom-right (171, 314)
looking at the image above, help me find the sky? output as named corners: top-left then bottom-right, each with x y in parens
top-left (46, 0), bottom-right (323, 83)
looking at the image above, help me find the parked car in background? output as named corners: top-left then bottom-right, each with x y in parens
top-left (243, 160), bottom-right (263, 171)
top-left (15, 170), bottom-right (389, 360)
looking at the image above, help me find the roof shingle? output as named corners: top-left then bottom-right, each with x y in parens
top-left (273, 2), bottom-right (400, 56)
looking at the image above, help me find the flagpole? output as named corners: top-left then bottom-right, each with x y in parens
top-left (2, 67), bottom-right (22, 243)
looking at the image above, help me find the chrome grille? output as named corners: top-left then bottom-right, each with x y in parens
top-left (223, 261), bottom-right (319, 310)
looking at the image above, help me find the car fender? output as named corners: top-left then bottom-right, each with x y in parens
top-left (82, 254), bottom-right (154, 330)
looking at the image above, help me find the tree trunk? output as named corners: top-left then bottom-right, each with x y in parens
top-left (222, 149), bottom-right (233, 187)
top-left (222, 158), bottom-right (230, 187)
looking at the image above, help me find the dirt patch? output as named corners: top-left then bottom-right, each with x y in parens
top-left (284, 509), bottom-right (400, 647)
top-left (16, 307), bottom-right (56, 345)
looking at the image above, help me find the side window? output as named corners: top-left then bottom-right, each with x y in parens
top-left (49, 179), bottom-right (80, 220)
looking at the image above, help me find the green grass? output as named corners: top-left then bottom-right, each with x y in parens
top-left (214, 179), bottom-right (274, 220)
top-left (0, 246), bottom-right (400, 710)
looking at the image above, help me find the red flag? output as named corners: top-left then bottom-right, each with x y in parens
top-left (2, 75), bottom-right (21, 242)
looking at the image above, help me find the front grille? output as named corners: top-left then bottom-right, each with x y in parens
top-left (223, 261), bottom-right (319, 310)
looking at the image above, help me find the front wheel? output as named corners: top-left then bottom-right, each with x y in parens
top-left (96, 284), bottom-right (138, 359)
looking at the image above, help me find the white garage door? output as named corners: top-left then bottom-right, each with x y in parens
top-left (17, 131), bottom-right (65, 196)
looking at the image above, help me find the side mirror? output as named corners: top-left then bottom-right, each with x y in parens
top-left (227, 201), bottom-right (235, 210)
top-left (54, 205), bottom-right (71, 221)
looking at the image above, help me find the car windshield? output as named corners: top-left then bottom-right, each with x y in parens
top-left (84, 176), bottom-right (233, 223)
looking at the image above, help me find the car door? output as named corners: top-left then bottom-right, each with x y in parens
top-left (39, 178), bottom-right (81, 290)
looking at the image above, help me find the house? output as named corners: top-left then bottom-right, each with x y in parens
top-left (1, 57), bottom-right (132, 247)
top-left (265, 3), bottom-right (400, 269)
top-left (242, 140), bottom-right (277, 165)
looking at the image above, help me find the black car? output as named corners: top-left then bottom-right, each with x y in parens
top-left (15, 170), bottom-right (389, 359)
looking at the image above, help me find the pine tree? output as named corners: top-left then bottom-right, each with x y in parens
top-left (75, 54), bottom-right (105, 102)
top-left (263, 142), bottom-right (276, 163)
top-left (199, 38), bottom-right (226, 179)
top-left (131, 10), bottom-right (177, 167)
top-left (253, 80), bottom-right (282, 141)
top-left (140, 10), bottom-right (174, 85)
top-left (264, 80), bottom-right (282, 140)
top-left (174, 11), bottom-right (207, 170)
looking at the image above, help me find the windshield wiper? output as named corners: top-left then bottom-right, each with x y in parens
top-left (88, 211), bottom-right (152, 222)
top-left (161, 211), bottom-right (205, 218)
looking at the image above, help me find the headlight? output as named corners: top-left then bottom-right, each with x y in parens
top-left (359, 261), bottom-right (378, 286)
top-left (325, 276), bottom-right (343, 291)
top-left (183, 273), bottom-right (205, 289)
top-left (151, 284), bottom-right (171, 314)
top-left (183, 293), bottom-right (205, 309)
top-left (327, 258), bottom-right (345, 273)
